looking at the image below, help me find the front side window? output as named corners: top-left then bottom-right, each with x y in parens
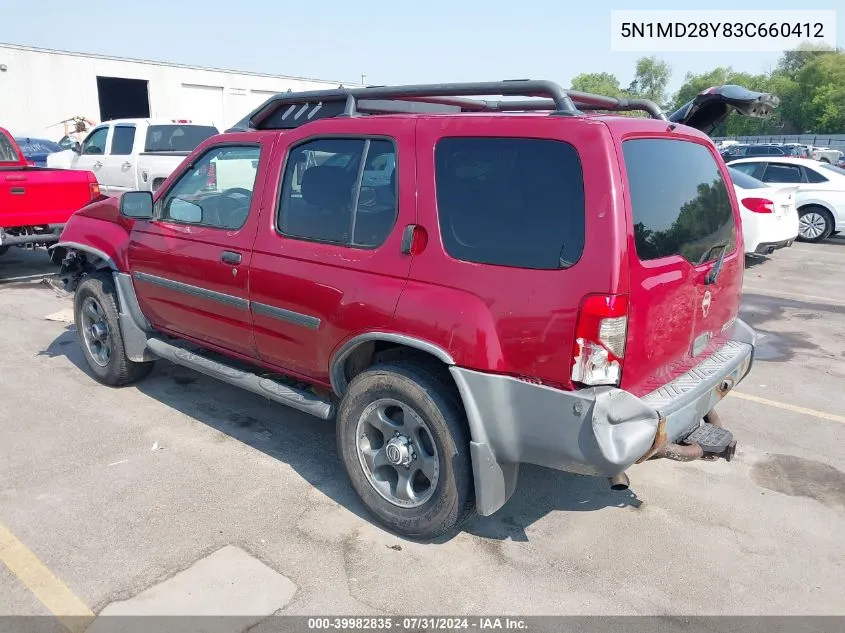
top-left (434, 137), bottom-right (585, 270)
top-left (82, 128), bottom-right (109, 155)
top-left (110, 126), bottom-right (136, 156)
top-left (159, 145), bottom-right (261, 230)
top-left (623, 138), bottom-right (736, 265)
top-left (278, 137), bottom-right (398, 248)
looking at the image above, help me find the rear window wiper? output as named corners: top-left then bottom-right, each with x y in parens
top-left (704, 242), bottom-right (729, 285)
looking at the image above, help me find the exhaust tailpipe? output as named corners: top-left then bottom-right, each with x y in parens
top-left (608, 472), bottom-right (630, 490)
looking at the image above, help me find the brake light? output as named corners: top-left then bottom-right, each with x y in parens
top-left (571, 294), bottom-right (628, 387)
top-left (741, 197), bottom-right (774, 214)
top-left (171, 119), bottom-right (191, 123)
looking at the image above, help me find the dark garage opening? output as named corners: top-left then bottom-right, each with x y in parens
top-left (97, 76), bottom-right (151, 121)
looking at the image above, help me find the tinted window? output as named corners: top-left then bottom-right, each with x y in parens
top-left (82, 128), bottom-right (109, 155)
top-left (761, 164), bottom-right (803, 183)
top-left (159, 145), bottom-right (261, 230)
top-left (434, 137), bottom-right (585, 270)
top-left (747, 146), bottom-right (769, 156)
top-left (768, 147), bottom-right (785, 155)
top-left (623, 139), bottom-right (736, 265)
top-left (110, 126), bottom-right (136, 155)
top-left (729, 167), bottom-right (766, 189)
top-left (804, 167), bottom-right (829, 183)
top-left (144, 125), bottom-right (218, 152)
top-left (278, 138), bottom-right (398, 248)
top-left (0, 134), bottom-right (18, 161)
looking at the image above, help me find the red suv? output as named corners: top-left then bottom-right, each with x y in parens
top-left (54, 81), bottom-right (774, 539)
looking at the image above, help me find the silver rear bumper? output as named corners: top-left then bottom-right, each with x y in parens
top-left (451, 319), bottom-right (756, 516)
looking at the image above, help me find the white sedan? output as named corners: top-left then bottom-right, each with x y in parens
top-left (727, 167), bottom-right (799, 256)
top-left (727, 157), bottom-right (845, 242)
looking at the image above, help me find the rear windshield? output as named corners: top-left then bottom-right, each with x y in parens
top-left (623, 138), bottom-right (736, 265)
top-left (144, 125), bottom-right (218, 152)
top-left (728, 167), bottom-right (766, 189)
top-left (434, 137), bottom-right (585, 270)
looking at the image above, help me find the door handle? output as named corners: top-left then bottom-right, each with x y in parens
top-left (10, 187), bottom-right (25, 195)
top-left (221, 250), bottom-right (242, 265)
top-left (122, 162), bottom-right (132, 169)
top-left (94, 161), bottom-right (103, 168)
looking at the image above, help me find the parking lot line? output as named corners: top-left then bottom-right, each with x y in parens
top-left (731, 391), bottom-right (845, 425)
top-left (0, 522), bottom-right (94, 633)
top-left (740, 285), bottom-right (845, 307)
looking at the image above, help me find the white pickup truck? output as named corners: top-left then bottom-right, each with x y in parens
top-left (47, 119), bottom-right (219, 193)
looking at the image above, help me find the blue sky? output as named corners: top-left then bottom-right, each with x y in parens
top-left (0, 0), bottom-right (840, 98)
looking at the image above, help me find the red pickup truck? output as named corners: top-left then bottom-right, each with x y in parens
top-left (1, 127), bottom-right (100, 260)
top-left (54, 81), bottom-right (775, 539)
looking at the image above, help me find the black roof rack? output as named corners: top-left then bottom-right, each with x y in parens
top-left (225, 79), bottom-right (668, 132)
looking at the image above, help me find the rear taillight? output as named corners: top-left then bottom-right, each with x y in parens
top-left (741, 197), bottom-right (774, 214)
top-left (570, 294), bottom-right (628, 387)
top-left (87, 173), bottom-right (100, 200)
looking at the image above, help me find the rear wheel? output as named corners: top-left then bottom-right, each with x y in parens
top-left (797, 206), bottom-right (834, 243)
top-left (336, 360), bottom-right (475, 539)
top-left (74, 273), bottom-right (155, 386)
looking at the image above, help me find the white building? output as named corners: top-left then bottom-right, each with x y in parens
top-left (0, 43), bottom-right (362, 139)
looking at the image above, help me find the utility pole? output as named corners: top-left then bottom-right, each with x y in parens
top-left (361, 74), bottom-right (367, 86)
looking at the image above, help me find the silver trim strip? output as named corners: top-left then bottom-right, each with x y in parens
top-left (252, 301), bottom-right (320, 330)
top-left (133, 271), bottom-right (249, 310)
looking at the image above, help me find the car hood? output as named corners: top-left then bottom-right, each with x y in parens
top-left (668, 85), bottom-right (780, 134)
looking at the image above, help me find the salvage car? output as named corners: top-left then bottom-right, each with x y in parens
top-left (54, 81), bottom-right (774, 539)
top-left (1, 126), bottom-right (101, 260)
top-left (727, 166), bottom-right (799, 256)
top-left (48, 119), bottom-right (219, 194)
top-left (729, 157), bottom-right (845, 242)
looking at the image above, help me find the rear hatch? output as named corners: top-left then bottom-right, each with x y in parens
top-left (618, 133), bottom-right (744, 397)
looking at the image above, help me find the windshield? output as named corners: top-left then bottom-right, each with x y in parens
top-left (728, 167), bottom-right (767, 189)
top-left (144, 125), bottom-right (218, 152)
top-left (819, 163), bottom-right (845, 177)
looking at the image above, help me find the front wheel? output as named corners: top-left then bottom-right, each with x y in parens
top-left (336, 360), bottom-right (475, 539)
top-left (74, 273), bottom-right (155, 386)
top-left (797, 206), bottom-right (834, 243)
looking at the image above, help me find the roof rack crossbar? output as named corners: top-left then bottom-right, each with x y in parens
top-left (226, 80), bottom-right (668, 131)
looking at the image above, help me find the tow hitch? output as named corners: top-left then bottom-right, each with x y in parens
top-left (652, 411), bottom-right (737, 463)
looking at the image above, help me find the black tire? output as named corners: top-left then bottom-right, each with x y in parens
top-left (797, 206), bottom-right (834, 243)
top-left (73, 272), bottom-right (155, 386)
top-left (0, 246), bottom-right (8, 257)
top-left (336, 359), bottom-right (475, 539)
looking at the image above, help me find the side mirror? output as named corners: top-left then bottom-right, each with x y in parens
top-left (71, 142), bottom-right (81, 154)
top-left (120, 191), bottom-right (154, 219)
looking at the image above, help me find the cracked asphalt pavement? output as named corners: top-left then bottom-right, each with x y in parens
top-left (1, 240), bottom-right (844, 622)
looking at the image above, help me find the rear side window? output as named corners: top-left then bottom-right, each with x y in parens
top-left (145, 125), bottom-right (218, 152)
top-left (761, 163), bottom-right (803, 183)
top-left (434, 137), bottom-right (585, 270)
top-left (110, 126), bottom-right (136, 155)
top-left (623, 138), bottom-right (736, 265)
top-left (804, 168), bottom-right (828, 183)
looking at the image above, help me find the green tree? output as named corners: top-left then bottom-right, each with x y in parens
top-left (570, 72), bottom-right (624, 98)
top-left (627, 56), bottom-right (672, 106)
